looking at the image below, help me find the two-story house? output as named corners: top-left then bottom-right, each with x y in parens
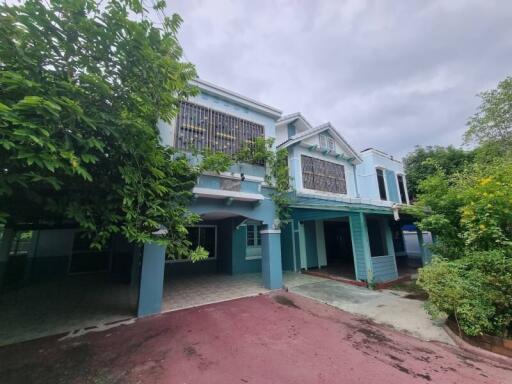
top-left (275, 113), bottom-right (425, 285)
top-left (0, 79), bottom-right (430, 324)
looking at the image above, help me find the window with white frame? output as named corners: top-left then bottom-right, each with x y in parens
top-left (396, 174), bottom-right (407, 204)
top-left (376, 168), bottom-right (387, 200)
top-left (246, 224), bottom-right (262, 247)
top-left (319, 134), bottom-right (335, 152)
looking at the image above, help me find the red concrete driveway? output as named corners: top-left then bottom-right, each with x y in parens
top-left (0, 291), bottom-right (510, 384)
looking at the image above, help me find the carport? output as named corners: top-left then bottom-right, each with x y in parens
top-left (0, 228), bottom-right (139, 346)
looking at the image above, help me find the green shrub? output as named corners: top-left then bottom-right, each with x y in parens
top-left (418, 250), bottom-right (512, 337)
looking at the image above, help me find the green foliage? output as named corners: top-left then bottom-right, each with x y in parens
top-left (236, 137), bottom-right (292, 226)
top-left (0, 0), bottom-right (210, 259)
top-left (403, 145), bottom-right (474, 200)
top-left (418, 250), bottom-right (512, 337)
top-left (413, 76), bottom-right (512, 337)
top-left (465, 76), bottom-right (512, 147)
top-left (415, 161), bottom-right (512, 258)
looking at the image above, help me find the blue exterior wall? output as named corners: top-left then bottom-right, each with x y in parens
top-left (356, 150), bottom-right (406, 204)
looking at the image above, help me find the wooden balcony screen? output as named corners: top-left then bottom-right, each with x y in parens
top-left (301, 155), bottom-right (347, 194)
top-left (175, 101), bottom-right (265, 163)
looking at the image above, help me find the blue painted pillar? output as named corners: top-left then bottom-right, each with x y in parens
top-left (348, 212), bottom-right (373, 282)
top-left (261, 229), bottom-right (283, 289)
top-left (137, 243), bottom-right (166, 317)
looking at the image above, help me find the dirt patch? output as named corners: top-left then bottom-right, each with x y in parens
top-left (273, 295), bottom-right (300, 309)
top-left (184, 346), bottom-right (198, 357)
top-left (403, 292), bottom-right (428, 301)
top-left (355, 327), bottom-right (392, 343)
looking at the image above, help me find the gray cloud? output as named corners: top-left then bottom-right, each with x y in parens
top-left (162, 0), bottom-right (512, 158)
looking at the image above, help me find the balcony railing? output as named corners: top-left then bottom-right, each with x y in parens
top-left (175, 102), bottom-right (265, 163)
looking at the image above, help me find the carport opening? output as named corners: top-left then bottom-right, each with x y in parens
top-left (322, 220), bottom-right (356, 280)
top-left (0, 229), bottom-right (139, 347)
top-left (162, 212), bottom-right (267, 312)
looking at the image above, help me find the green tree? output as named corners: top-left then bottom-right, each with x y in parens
top-left (403, 145), bottom-right (474, 200)
top-left (0, 0), bottom-right (214, 258)
top-left (465, 76), bottom-right (512, 148)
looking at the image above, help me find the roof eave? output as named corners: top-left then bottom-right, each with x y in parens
top-left (191, 78), bottom-right (282, 119)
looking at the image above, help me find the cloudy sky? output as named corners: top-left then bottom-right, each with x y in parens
top-left (163, 0), bottom-right (512, 158)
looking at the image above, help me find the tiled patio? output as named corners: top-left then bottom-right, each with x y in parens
top-left (162, 271), bottom-right (325, 312)
top-left (163, 273), bottom-right (267, 311)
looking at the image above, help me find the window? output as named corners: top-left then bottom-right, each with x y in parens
top-left (175, 101), bottom-right (264, 164)
top-left (319, 134), bottom-right (335, 152)
top-left (376, 168), bottom-right (387, 200)
top-left (397, 174), bottom-right (407, 204)
top-left (367, 219), bottom-right (388, 257)
top-left (301, 155), bottom-right (346, 194)
top-left (246, 224), bottom-right (262, 247)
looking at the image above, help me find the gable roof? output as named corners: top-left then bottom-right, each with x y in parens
top-left (277, 112), bottom-right (314, 130)
top-left (277, 122), bottom-right (362, 164)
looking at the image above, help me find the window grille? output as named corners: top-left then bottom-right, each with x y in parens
top-left (301, 155), bottom-right (346, 194)
top-left (175, 101), bottom-right (265, 164)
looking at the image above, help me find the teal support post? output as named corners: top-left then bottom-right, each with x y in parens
top-left (348, 212), bottom-right (373, 282)
top-left (137, 243), bottom-right (166, 317)
top-left (261, 229), bottom-right (283, 289)
top-left (383, 220), bottom-right (399, 279)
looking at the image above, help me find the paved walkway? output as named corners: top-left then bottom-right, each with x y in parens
top-left (287, 278), bottom-right (453, 344)
top-left (0, 292), bottom-right (509, 384)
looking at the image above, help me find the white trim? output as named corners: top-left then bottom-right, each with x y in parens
top-left (192, 187), bottom-right (265, 201)
top-left (360, 148), bottom-right (403, 165)
top-left (396, 173), bottom-right (410, 205)
top-left (191, 78), bottom-right (282, 118)
top-left (277, 123), bottom-right (362, 164)
top-left (260, 229), bottom-right (281, 234)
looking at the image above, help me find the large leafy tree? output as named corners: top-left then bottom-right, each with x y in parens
top-left (0, 0), bottom-right (209, 255)
top-left (465, 76), bottom-right (512, 146)
top-left (403, 145), bottom-right (474, 200)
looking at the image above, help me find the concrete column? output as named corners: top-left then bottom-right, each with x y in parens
top-left (261, 229), bottom-right (283, 289)
top-left (137, 243), bottom-right (166, 317)
top-left (0, 228), bottom-right (15, 290)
